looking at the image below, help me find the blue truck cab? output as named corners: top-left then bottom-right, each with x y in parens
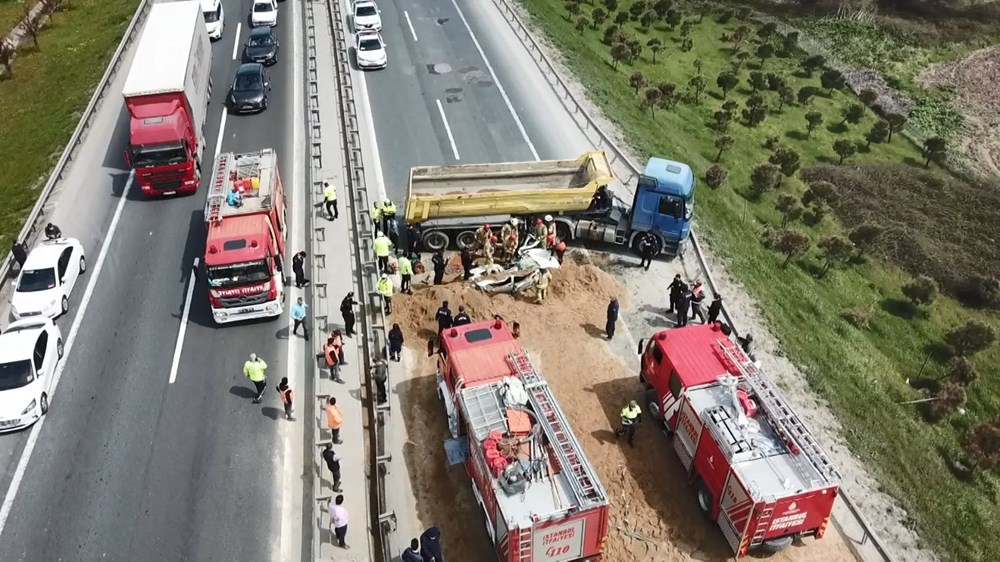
top-left (629, 157), bottom-right (695, 255)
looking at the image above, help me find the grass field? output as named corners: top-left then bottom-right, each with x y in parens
top-left (0, 0), bottom-right (140, 247)
top-left (520, 1), bottom-right (1000, 559)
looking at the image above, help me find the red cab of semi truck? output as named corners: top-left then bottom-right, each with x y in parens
top-left (436, 320), bottom-right (610, 562)
top-left (637, 323), bottom-right (842, 556)
top-left (202, 149), bottom-right (287, 324)
top-left (121, 0), bottom-right (212, 196)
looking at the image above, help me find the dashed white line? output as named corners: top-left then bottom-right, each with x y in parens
top-left (168, 257), bottom-right (199, 384)
top-left (448, 0), bottom-right (539, 161)
top-left (436, 99), bottom-right (460, 161)
top-left (231, 22), bottom-right (242, 60)
top-left (0, 171), bottom-right (134, 538)
top-left (214, 111), bottom-right (227, 159)
top-left (404, 11), bottom-right (418, 42)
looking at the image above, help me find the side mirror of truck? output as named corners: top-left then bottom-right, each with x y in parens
top-left (636, 338), bottom-right (644, 356)
top-left (122, 149), bottom-right (131, 168)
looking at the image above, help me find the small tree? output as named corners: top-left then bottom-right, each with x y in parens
top-left (680, 19), bottom-right (694, 38)
top-left (964, 420), bottom-right (1000, 472)
top-left (817, 236), bottom-right (854, 276)
top-left (866, 121), bottom-right (890, 147)
top-left (610, 43), bottom-right (630, 68)
top-left (628, 1), bottom-right (647, 20)
top-left (733, 50), bottom-right (751, 73)
top-left (859, 88), bottom-right (878, 107)
top-left (693, 57), bottom-right (703, 76)
top-left (756, 44), bottom-right (774, 69)
top-left (731, 25), bottom-right (750, 54)
top-left (804, 111), bottom-right (823, 138)
top-left (657, 81), bottom-right (678, 108)
top-left (902, 275), bottom-right (938, 306)
top-left (886, 113), bottom-right (907, 142)
top-left (797, 85), bottom-right (817, 106)
top-left (591, 8), bottom-right (608, 28)
top-left (626, 38), bottom-right (643, 63)
top-left (602, 0), bottom-right (620, 12)
top-left (646, 37), bottom-right (663, 62)
top-left (777, 85), bottom-right (794, 112)
top-left (747, 71), bottom-right (767, 94)
top-left (0, 40), bottom-right (14, 78)
top-left (945, 321), bottom-right (997, 357)
top-left (629, 71), bottom-right (647, 95)
top-left (749, 163), bottom-right (781, 198)
top-left (665, 9), bottom-right (682, 29)
top-left (774, 229), bottom-right (810, 267)
top-left (942, 356), bottom-right (978, 386)
top-left (957, 275), bottom-right (1000, 310)
top-left (848, 224), bottom-right (882, 258)
top-left (840, 104), bottom-right (865, 126)
top-left (687, 75), bottom-right (706, 104)
top-left (722, 99), bottom-right (739, 113)
top-left (640, 87), bottom-right (662, 117)
top-left (742, 95), bottom-right (768, 127)
top-left (651, 0), bottom-right (671, 18)
top-left (716, 71), bottom-right (738, 99)
top-left (781, 31), bottom-right (799, 56)
top-left (705, 164), bottom-right (728, 189)
top-left (765, 73), bottom-right (785, 91)
top-left (639, 10), bottom-right (655, 29)
top-left (575, 16), bottom-right (590, 33)
top-left (833, 138), bottom-right (856, 164)
top-left (769, 147), bottom-right (801, 178)
top-left (680, 37), bottom-right (694, 52)
top-left (802, 180), bottom-right (838, 209)
top-left (614, 11), bottom-right (630, 25)
top-left (713, 109), bottom-right (732, 132)
top-left (565, 0), bottom-right (581, 18)
top-left (775, 194), bottom-right (804, 227)
top-left (602, 24), bottom-right (621, 45)
top-left (922, 136), bottom-right (947, 168)
top-left (714, 135), bottom-right (734, 162)
top-left (926, 383), bottom-right (967, 423)
top-left (800, 54), bottom-right (826, 76)
top-left (820, 69), bottom-right (846, 93)
top-left (20, 4), bottom-right (42, 49)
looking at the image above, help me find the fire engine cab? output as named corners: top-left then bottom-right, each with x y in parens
top-left (202, 149), bottom-right (287, 324)
top-left (436, 320), bottom-right (610, 562)
top-left (637, 323), bottom-right (841, 556)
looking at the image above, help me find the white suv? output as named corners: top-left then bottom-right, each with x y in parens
top-left (202, 0), bottom-right (225, 41)
top-left (0, 317), bottom-right (63, 432)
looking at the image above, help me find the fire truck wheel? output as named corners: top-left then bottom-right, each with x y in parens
top-left (645, 390), bottom-right (662, 422)
top-left (695, 481), bottom-right (713, 516)
top-left (756, 535), bottom-right (794, 553)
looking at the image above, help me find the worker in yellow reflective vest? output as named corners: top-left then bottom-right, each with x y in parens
top-left (398, 255), bottom-right (414, 295)
top-left (373, 231), bottom-right (392, 273)
top-left (376, 273), bottom-right (393, 315)
top-left (243, 353), bottom-right (268, 404)
top-left (323, 182), bottom-right (339, 220)
top-left (380, 200), bottom-right (397, 233)
top-left (616, 400), bottom-right (642, 447)
top-left (370, 202), bottom-right (382, 231)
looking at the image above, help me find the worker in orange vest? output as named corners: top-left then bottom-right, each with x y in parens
top-left (326, 397), bottom-right (344, 444)
top-left (276, 377), bottom-right (294, 421)
top-left (324, 332), bottom-right (345, 383)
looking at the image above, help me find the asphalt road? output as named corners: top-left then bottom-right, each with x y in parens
top-left (0, 1), bottom-right (309, 560)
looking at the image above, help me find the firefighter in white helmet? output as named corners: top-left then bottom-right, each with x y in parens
top-left (616, 400), bottom-right (642, 447)
top-left (543, 214), bottom-right (557, 250)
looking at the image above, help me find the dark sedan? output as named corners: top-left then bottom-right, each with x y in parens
top-left (244, 26), bottom-right (279, 66)
top-left (227, 63), bottom-right (271, 114)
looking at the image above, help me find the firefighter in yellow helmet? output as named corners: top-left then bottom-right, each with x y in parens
top-left (617, 400), bottom-right (642, 447)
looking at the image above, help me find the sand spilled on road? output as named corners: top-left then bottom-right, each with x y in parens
top-left (392, 256), bottom-right (853, 561)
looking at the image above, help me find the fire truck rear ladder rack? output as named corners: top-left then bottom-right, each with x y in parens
top-left (718, 340), bottom-right (841, 487)
top-left (205, 149), bottom-right (275, 224)
top-left (508, 352), bottom-right (607, 510)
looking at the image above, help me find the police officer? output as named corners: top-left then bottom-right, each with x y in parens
top-left (431, 250), bottom-right (446, 285)
top-left (460, 247), bottom-right (474, 280)
top-left (243, 353), bottom-right (268, 404)
top-left (388, 323), bottom-right (404, 362)
top-left (617, 400), bottom-right (642, 447)
top-left (453, 305), bottom-right (471, 326)
top-left (435, 301), bottom-right (453, 334)
top-left (708, 293), bottom-right (723, 324)
top-left (340, 292), bottom-right (358, 337)
top-left (606, 297), bottom-right (619, 340)
top-left (376, 273), bottom-right (393, 315)
top-left (668, 274), bottom-right (684, 313)
top-left (397, 254), bottom-right (414, 294)
top-left (373, 231), bottom-right (392, 273)
top-left (638, 234), bottom-right (657, 270)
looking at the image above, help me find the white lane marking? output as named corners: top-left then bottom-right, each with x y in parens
top-left (351, 71), bottom-right (388, 202)
top-left (214, 111), bottom-right (228, 159)
top-left (435, 99), bottom-right (460, 161)
top-left (404, 11), bottom-right (418, 42)
top-left (0, 171), bottom-right (134, 537)
top-left (231, 22), bottom-right (242, 60)
top-left (449, 0), bottom-right (539, 161)
top-left (168, 257), bottom-right (199, 384)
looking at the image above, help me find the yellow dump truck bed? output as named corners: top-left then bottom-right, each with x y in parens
top-left (404, 151), bottom-right (614, 223)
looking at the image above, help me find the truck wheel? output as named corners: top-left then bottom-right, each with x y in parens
top-left (646, 390), bottom-right (662, 422)
top-left (756, 535), bottom-right (794, 553)
top-left (423, 230), bottom-right (449, 252)
top-left (555, 221), bottom-right (572, 242)
top-left (696, 481), bottom-right (713, 517)
top-left (455, 230), bottom-right (477, 251)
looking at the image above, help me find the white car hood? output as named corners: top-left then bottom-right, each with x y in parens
top-left (355, 14), bottom-right (380, 28)
top-left (11, 289), bottom-right (60, 317)
top-left (357, 49), bottom-right (385, 63)
top-left (0, 384), bottom-right (40, 421)
top-left (252, 10), bottom-right (276, 23)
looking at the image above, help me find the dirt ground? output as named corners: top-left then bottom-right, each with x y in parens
top-left (391, 255), bottom-right (854, 561)
top-left (918, 46), bottom-right (1000, 178)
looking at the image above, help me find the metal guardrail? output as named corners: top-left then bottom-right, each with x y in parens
top-left (0, 0), bottom-right (151, 282)
top-left (491, 0), bottom-right (895, 560)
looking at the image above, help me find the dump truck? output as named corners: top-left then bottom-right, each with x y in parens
top-left (202, 149), bottom-right (287, 323)
top-left (122, 0), bottom-right (212, 196)
top-left (404, 151), bottom-right (695, 256)
top-left (436, 320), bottom-right (610, 562)
top-left (636, 323), bottom-right (842, 556)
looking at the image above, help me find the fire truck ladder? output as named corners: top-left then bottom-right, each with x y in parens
top-left (205, 152), bottom-right (232, 224)
top-left (516, 527), bottom-right (533, 562)
top-left (507, 352), bottom-right (607, 509)
top-left (748, 499), bottom-right (778, 546)
top-left (717, 339), bottom-right (841, 487)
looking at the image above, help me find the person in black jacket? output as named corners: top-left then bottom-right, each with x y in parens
top-left (708, 293), bottom-right (723, 323)
top-left (606, 297), bottom-right (620, 340)
top-left (453, 305), bottom-right (471, 326)
top-left (638, 234), bottom-right (657, 270)
top-left (674, 284), bottom-right (690, 327)
top-left (435, 301), bottom-right (453, 334)
top-left (292, 251), bottom-right (310, 288)
top-left (460, 247), bottom-right (474, 280)
top-left (388, 323), bottom-right (404, 362)
top-left (11, 240), bottom-right (27, 270)
top-left (668, 274), bottom-right (684, 313)
top-left (44, 223), bottom-right (61, 240)
top-left (431, 251), bottom-right (446, 285)
top-left (420, 526), bottom-right (444, 562)
top-left (340, 292), bottom-right (358, 337)
top-left (401, 539), bottom-right (422, 562)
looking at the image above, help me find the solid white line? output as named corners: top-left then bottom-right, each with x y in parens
top-left (0, 170), bottom-right (134, 538)
top-left (352, 69), bottom-right (388, 202)
top-left (231, 22), bottom-right (242, 60)
top-left (168, 257), bottom-right (199, 384)
top-left (404, 11), bottom-right (418, 42)
top-left (214, 111), bottom-right (227, 159)
top-left (436, 99), bottom-right (460, 161)
top-left (449, 0), bottom-right (539, 161)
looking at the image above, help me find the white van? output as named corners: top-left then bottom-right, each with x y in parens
top-left (201, 0), bottom-right (225, 41)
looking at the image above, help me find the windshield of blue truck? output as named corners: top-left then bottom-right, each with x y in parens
top-left (207, 260), bottom-right (270, 288)
top-left (133, 143), bottom-right (186, 167)
top-left (658, 195), bottom-right (685, 219)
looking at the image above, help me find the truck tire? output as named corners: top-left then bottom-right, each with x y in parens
top-left (696, 481), bottom-right (713, 517)
top-left (456, 230), bottom-right (477, 251)
top-left (423, 230), bottom-right (449, 252)
top-left (646, 390), bottom-right (662, 422)
top-left (756, 535), bottom-right (794, 553)
top-left (555, 221), bottom-right (572, 242)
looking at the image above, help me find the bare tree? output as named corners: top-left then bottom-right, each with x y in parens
top-left (964, 420), bottom-right (1000, 472)
top-left (21, 3), bottom-right (43, 49)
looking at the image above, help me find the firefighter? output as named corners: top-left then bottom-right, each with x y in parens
top-left (503, 233), bottom-right (518, 261)
top-left (617, 400), bottom-right (642, 446)
top-left (380, 199), bottom-right (397, 233)
top-left (500, 218), bottom-right (519, 244)
top-left (373, 231), bottom-right (392, 273)
top-left (398, 254), bottom-right (413, 294)
top-left (533, 218), bottom-right (547, 246)
top-left (544, 215), bottom-right (557, 249)
top-left (551, 238), bottom-right (567, 264)
top-left (483, 236), bottom-right (497, 268)
top-left (376, 273), bottom-right (393, 315)
top-left (476, 223), bottom-right (493, 251)
top-left (738, 333), bottom-right (755, 359)
top-left (535, 268), bottom-right (552, 304)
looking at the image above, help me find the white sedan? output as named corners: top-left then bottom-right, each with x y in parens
top-left (251, 0), bottom-right (277, 27)
top-left (353, 0), bottom-right (382, 31)
top-left (10, 238), bottom-right (86, 320)
top-left (355, 31), bottom-right (387, 70)
top-left (0, 317), bottom-right (63, 432)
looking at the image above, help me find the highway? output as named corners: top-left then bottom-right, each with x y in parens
top-left (0, 0), bottom-right (308, 560)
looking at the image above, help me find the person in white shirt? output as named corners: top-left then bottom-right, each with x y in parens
top-left (329, 494), bottom-right (349, 549)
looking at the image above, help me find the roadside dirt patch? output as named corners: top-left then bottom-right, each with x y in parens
top-left (918, 47), bottom-right (1000, 177)
top-left (393, 257), bottom-right (852, 561)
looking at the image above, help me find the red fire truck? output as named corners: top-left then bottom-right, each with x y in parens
top-left (202, 149), bottom-right (287, 324)
top-left (637, 323), bottom-right (841, 556)
top-left (436, 320), bottom-right (610, 562)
